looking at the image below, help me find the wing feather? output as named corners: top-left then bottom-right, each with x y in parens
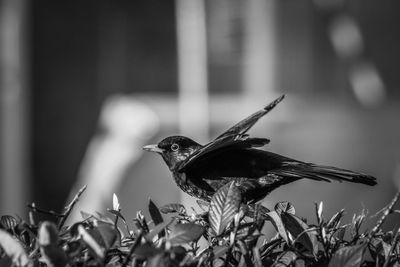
top-left (177, 95), bottom-right (285, 172)
top-left (216, 95), bottom-right (285, 140)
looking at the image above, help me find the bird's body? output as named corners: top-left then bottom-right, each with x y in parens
top-left (144, 95), bottom-right (377, 203)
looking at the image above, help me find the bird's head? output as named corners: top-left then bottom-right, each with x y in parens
top-left (143, 136), bottom-right (202, 171)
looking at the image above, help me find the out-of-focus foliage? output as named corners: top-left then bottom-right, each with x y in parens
top-left (0, 186), bottom-right (399, 266)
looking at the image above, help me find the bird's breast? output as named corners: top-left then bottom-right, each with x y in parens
top-left (172, 172), bottom-right (212, 200)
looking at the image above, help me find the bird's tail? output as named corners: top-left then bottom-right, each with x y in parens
top-left (276, 162), bottom-right (377, 186)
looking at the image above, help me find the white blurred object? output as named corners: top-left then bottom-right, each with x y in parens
top-left (67, 95), bottom-right (159, 223)
top-left (327, 13), bottom-right (386, 108)
top-left (100, 96), bottom-right (159, 140)
top-left (349, 62), bottom-right (386, 107)
top-left (176, 0), bottom-right (209, 142)
top-left (329, 15), bottom-right (363, 58)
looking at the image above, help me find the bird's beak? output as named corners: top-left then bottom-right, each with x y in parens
top-left (143, 144), bottom-right (164, 153)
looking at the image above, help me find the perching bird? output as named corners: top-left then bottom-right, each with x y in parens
top-left (143, 95), bottom-right (377, 203)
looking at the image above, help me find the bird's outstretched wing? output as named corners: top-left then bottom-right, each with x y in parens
top-left (178, 136), bottom-right (270, 172)
top-left (177, 95), bottom-right (285, 172)
top-left (215, 94), bottom-right (285, 140)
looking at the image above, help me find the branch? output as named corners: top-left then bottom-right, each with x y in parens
top-left (369, 191), bottom-right (400, 238)
top-left (26, 203), bottom-right (64, 218)
top-left (57, 185), bottom-right (87, 229)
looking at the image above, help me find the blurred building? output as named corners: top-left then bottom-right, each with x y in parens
top-left (1, 0), bottom-right (400, 229)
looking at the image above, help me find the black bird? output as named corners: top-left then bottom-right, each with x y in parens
top-left (143, 95), bottom-right (377, 203)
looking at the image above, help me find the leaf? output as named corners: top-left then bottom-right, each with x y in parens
top-left (377, 240), bottom-right (391, 258)
top-left (275, 201), bottom-right (295, 215)
top-left (107, 209), bottom-right (127, 224)
top-left (251, 204), bottom-right (271, 218)
top-left (327, 209), bottom-right (345, 229)
top-left (208, 181), bottom-right (242, 236)
top-left (80, 211), bottom-right (94, 220)
top-left (145, 219), bottom-right (174, 241)
top-left (40, 246), bottom-right (69, 267)
top-left (159, 203), bottom-right (187, 215)
top-left (316, 201), bottom-right (323, 223)
top-left (113, 193), bottom-right (120, 211)
top-left (38, 221), bottom-right (59, 246)
top-left (95, 222), bottom-right (121, 249)
top-left (77, 225), bottom-right (105, 260)
top-left (0, 229), bottom-right (32, 267)
top-left (236, 222), bottom-right (259, 240)
top-left (95, 211), bottom-right (114, 224)
top-left (146, 253), bottom-right (165, 267)
top-left (274, 251), bottom-right (297, 267)
top-left (328, 243), bottom-right (367, 267)
top-left (280, 213), bottom-right (318, 256)
top-left (148, 199), bottom-right (164, 226)
top-left (168, 223), bottom-right (204, 245)
top-left (134, 243), bottom-right (162, 260)
top-left (259, 238), bottom-right (283, 260)
top-left (135, 211), bottom-right (150, 233)
top-left (351, 210), bottom-right (366, 238)
top-left (213, 246), bottom-right (229, 259)
top-left (169, 246), bottom-right (186, 264)
top-left (0, 215), bottom-right (18, 231)
top-left (38, 222), bottom-right (69, 266)
top-left (266, 211), bottom-right (289, 243)
top-left (336, 226), bottom-right (346, 241)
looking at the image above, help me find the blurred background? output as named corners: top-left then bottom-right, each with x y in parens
top-left (1, 0), bottom-right (400, 230)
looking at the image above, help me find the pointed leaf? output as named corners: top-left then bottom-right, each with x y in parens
top-left (275, 201), bottom-right (295, 215)
top-left (77, 225), bottom-right (105, 260)
top-left (281, 213), bottom-right (318, 256)
top-left (328, 243), bottom-right (367, 267)
top-left (266, 211), bottom-right (289, 243)
top-left (168, 223), bottom-right (204, 245)
top-left (209, 182), bottom-right (242, 236)
top-left (0, 229), bottom-right (32, 267)
top-left (38, 221), bottom-right (59, 246)
top-left (316, 202), bottom-right (323, 223)
top-left (148, 199), bottom-right (164, 226)
top-left (135, 211), bottom-right (149, 233)
top-left (327, 209), bottom-right (345, 229)
top-left (159, 203), bottom-right (187, 215)
top-left (107, 209), bottom-right (127, 224)
top-left (113, 193), bottom-right (120, 211)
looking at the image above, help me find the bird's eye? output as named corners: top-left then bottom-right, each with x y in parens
top-left (171, 143), bottom-right (179, 151)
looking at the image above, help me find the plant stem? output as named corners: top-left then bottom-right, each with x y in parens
top-left (370, 192), bottom-right (400, 238)
top-left (57, 185), bottom-right (87, 229)
top-left (122, 230), bottom-right (143, 267)
top-left (26, 203), bottom-right (64, 218)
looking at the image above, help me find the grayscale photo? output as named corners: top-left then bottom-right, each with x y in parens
top-left (0, 1), bottom-right (399, 266)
